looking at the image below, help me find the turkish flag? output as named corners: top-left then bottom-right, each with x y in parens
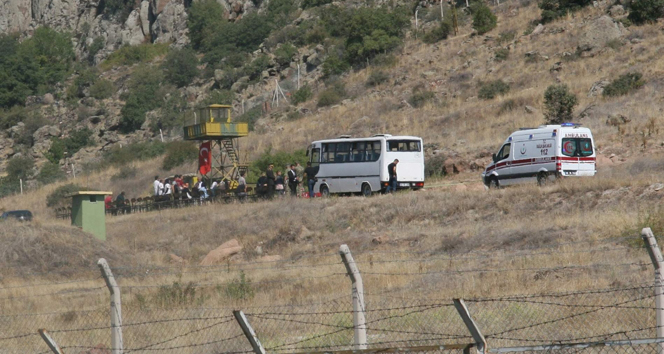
top-left (199, 142), bottom-right (211, 175)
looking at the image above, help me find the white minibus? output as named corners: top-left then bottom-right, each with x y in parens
top-left (307, 134), bottom-right (425, 196)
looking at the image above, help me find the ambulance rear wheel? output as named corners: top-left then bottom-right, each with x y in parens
top-left (488, 177), bottom-right (500, 189)
top-left (537, 172), bottom-right (548, 186)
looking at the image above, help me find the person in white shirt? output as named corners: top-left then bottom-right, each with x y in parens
top-left (158, 179), bottom-right (165, 196)
top-left (164, 179), bottom-right (172, 195)
top-left (210, 179), bottom-right (218, 197)
top-left (153, 176), bottom-right (160, 196)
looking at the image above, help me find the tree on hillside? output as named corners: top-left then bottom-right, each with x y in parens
top-left (472, 3), bottom-right (497, 34)
top-left (543, 84), bottom-right (577, 124)
top-left (0, 28), bottom-right (74, 109)
top-left (539, 0), bottom-right (592, 23)
top-left (120, 66), bottom-right (164, 133)
top-left (162, 48), bottom-right (199, 87)
top-left (628, 0), bottom-right (664, 24)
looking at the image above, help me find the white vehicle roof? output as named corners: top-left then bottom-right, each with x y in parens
top-left (312, 135), bottom-right (423, 144)
top-left (505, 124), bottom-right (592, 142)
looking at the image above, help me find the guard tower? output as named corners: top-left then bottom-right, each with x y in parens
top-left (183, 105), bottom-right (249, 184)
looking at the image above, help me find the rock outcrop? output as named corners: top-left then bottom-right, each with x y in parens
top-left (578, 16), bottom-right (626, 56)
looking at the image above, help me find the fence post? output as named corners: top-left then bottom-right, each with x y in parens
top-left (38, 329), bottom-right (64, 354)
top-left (642, 227), bottom-right (664, 354)
top-left (98, 258), bottom-right (123, 354)
top-left (339, 244), bottom-right (367, 350)
top-left (234, 310), bottom-right (267, 354)
top-left (453, 299), bottom-right (486, 354)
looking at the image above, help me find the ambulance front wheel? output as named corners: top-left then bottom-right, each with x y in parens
top-left (488, 177), bottom-right (500, 189)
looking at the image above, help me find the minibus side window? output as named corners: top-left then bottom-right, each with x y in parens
top-left (311, 148), bottom-right (320, 167)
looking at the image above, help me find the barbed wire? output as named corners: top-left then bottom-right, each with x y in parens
top-left (0, 276), bottom-right (103, 291)
top-left (484, 289), bottom-right (659, 339)
top-left (361, 262), bottom-right (649, 276)
top-left (0, 285), bottom-right (106, 301)
top-left (124, 318), bottom-right (239, 353)
top-left (120, 272), bottom-right (344, 289)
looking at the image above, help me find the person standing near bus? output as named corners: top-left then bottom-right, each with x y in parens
top-left (288, 164), bottom-right (299, 197)
top-left (266, 164), bottom-right (276, 199)
top-left (386, 159), bottom-right (399, 193)
top-left (304, 162), bottom-right (319, 198)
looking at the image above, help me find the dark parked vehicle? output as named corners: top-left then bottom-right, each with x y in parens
top-left (1, 210), bottom-right (33, 221)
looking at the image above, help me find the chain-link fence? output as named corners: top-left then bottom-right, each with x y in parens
top-left (1, 238), bottom-right (663, 354)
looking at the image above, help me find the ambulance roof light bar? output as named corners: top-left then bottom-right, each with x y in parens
top-left (561, 122), bottom-right (582, 127)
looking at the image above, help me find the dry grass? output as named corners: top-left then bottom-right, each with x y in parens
top-left (4, 5), bottom-right (664, 351)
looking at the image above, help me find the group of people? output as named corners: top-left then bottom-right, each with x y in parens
top-left (153, 173), bottom-right (248, 200)
top-left (254, 162), bottom-right (320, 199)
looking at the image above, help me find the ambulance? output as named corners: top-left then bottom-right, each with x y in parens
top-left (481, 123), bottom-right (596, 188)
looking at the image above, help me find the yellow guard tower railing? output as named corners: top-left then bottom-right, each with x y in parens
top-left (183, 105), bottom-right (249, 140)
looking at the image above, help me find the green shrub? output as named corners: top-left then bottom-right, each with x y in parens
top-left (46, 128), bottom-right (94, 163)
top-left (409, 89), bottom-right (435, 108)
top-left (249, 148), bottom-right (306, 178)
top-left (478, 80), bottom-right (510, 100)
top-left (317, 82), bottom-right (346, 107)
top-left (236, 106), bottom-right (263, 131)
top-left (322, 55), bottom-right (350, 78)
top-left (111, 165), bottom-right (138, 181)
top-left (302, 0), bottom-right (332, 8)
top-left (6, 156), bottom-right (34, 181)
top-left (422, 21), bottom-right (452, 44)
top-left (88, 37), bottom-right (105, 64)
top-left (292, 85), bottom-right (313, 104)
top-left (0, 28), bottom-right (74, 109)
top-left (539, 0), bottom-right (592, 23)
top-left (154, 282), bottom-right (204, 307)
top-left (101, 0), bottom-right (134, 20)
top-left (543, 84), bottom-right (577, 124)
top-left (628, 0), bottom-right (664, 24)
top-left (47, 184), bottom-right (90, 207)
top-left (162, 141), bottom-right (198, 171)
top-left (0, 106), bottom-right (26, 129)
top-left (495, 48), bottom-right (509, 61)
top-left (244, 55), bottom-right (271, 81)
top-left (372, 53), bottom-right (398, 67)
top-left (343, 6), bottom-right (410, 65)
top-left (603, 72), bottom-right (645, 97)
top-left (366, 70), bottom-right (390, 87)
top-left (499, 99), bottom-right (519, 114)
top-left (103, 141), bottom-right (166, 166)
top-left (120, 66), bottom-right (164, 133)
top-left (224, 272), bottom-right (255, 300)
top-left (36, 162), bottom-right (66, 185)
top-left (15, 112), bottom-right (48, 147)
top-left (425, 154), bottom-right (447, 177)
top-left (67, 67), bottom-right (99, 100)
top-left (187, 0), bottom-right (227, 50)
top-left (497, 30), bottom-right (516, 44)
top-left (100, 44), bottom-right (169, 70)
top-left (472, 3), bottom-right (497, 35)
top-left (151, 88), bottom-right (187, 132)
top-left (162, 48), bottom-right (199, 88)
top-left (90, 79), bottom-right (114, 99)
top-left (274, 43), bottom-right (297, 67)
top-left (203, 90), bottom-right (235, 106)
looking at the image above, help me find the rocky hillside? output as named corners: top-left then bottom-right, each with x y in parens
top-left (0, 0), bottom-right (662, 197)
